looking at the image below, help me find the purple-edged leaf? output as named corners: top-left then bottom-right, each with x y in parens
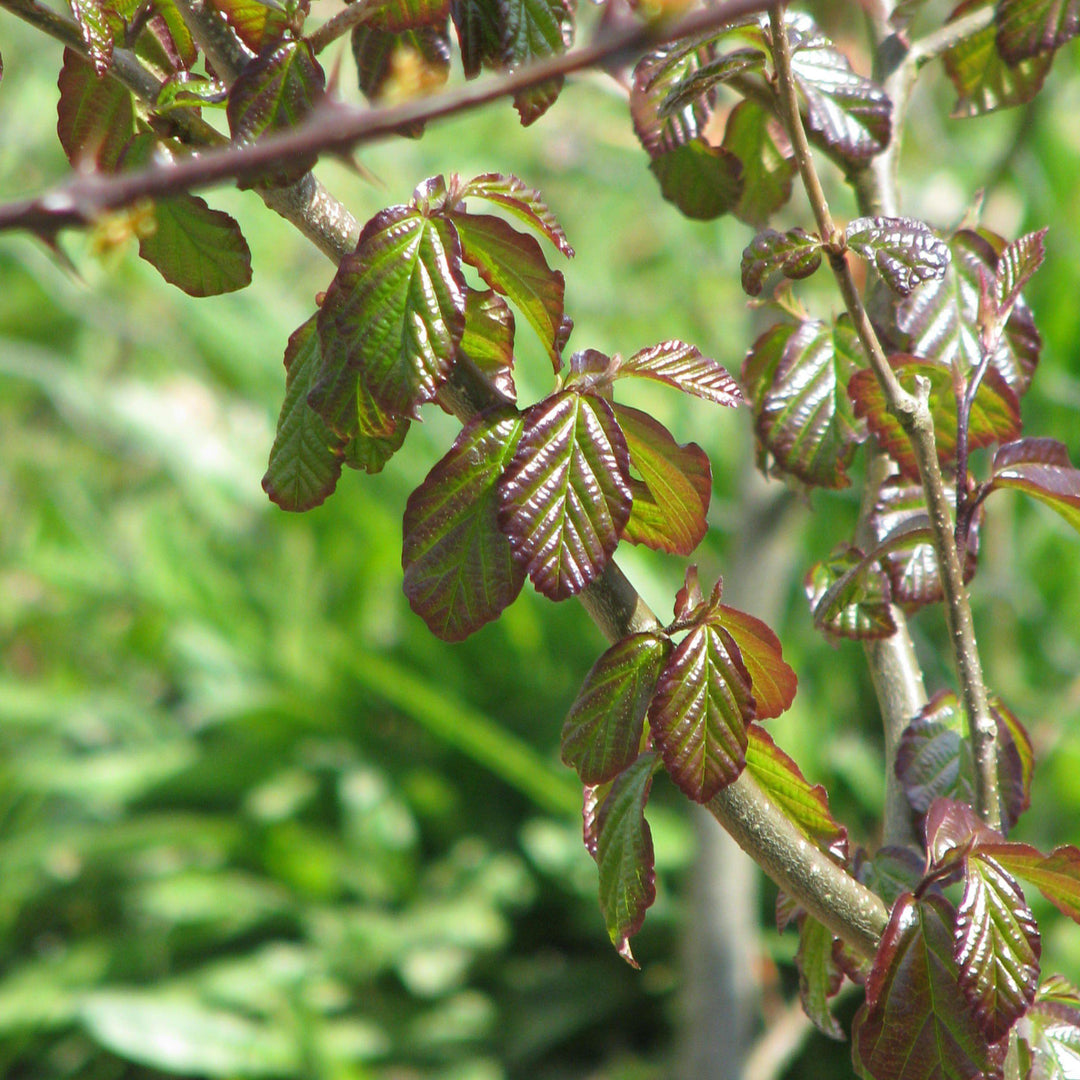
top-left (562, 634), bottom-right (669, 785)
top-left (1016, 976), bottom-right (1080, 1079)
top-left (155, 73), bottom-right (229, 112)
top-left (648, 622), bottom-right (754, 802)
top-left (997, 0), bottom-right (1080, 60)
top-left (457, 172), bottom-right (574, 257)
top-left (994, 229), bottom-right (1048, 317)
top-left (367, 0), bottom-right (450, 32)
top-left (797, 915), bottom-right (846, 1040)
top-left (402, 410), bottom-right (525, 641)
top-left (311, 206), bottom-right (467, 438)
top-left (500, 0), bottom-right (571, 124)
top-left (956, 853), bottom-right (1040, 1042)
top-left (593, 752), bottom-right (658, 967)
top-left (497, 391), bottom-right (631, 601)
top-left (620, 340), bottom-right (742, 407)
top-left (742, 318), bottom-right (867, 489)
top-left (720, 99), bottom-right (796, 228)
top-left (944, 0), bottom-right (1052, 117)
top-left (450, 0), bottom-right (503, 78)
top-left (459, 289), bottom-right (516, 402)
top-left (631, 43), bottom-right (717, 158)
top-left (614, 404), bottom-right (711, 556)
top-left (672, 564), bottom-right (710, 624)
top-left (863, 845), bottom-right (926, 907)
top-left (740, 227), bottom-right (823, 296)
top-left (989, 844), bottom-right (1080, 924)
top-left (806, 545), bottom-right (897, 641)
top-left (720, 608), bottom-right (797, 720)
top-left (263, 315), bottom-right (345, 511)
top-left (343, 421), bottom-right (411, 474)
top-left (649, 139), bottom-right (744, 222)
top-left (848, 354), bottom-right (1020, 480)
top-left (658, 46), bottom-right (767, 118)
top-left (57, 49), bottom-right (133, 171)
top-left (450, 211), bottom-right (566, 370)
top-left (852, 893), bottom-right (1002, 1079)
top-left (70, 0), bottom-right (117, 74)
top-left (228, 40), bottom-right (325, 184)
top-left (207, 0), bottom-right (290, 52)
top-left (987, 438), bottom-right (1080, 533)
top-left (745, 725), bottom-right (846, 850)
top-left (844, 217), bottom-right (951, 296)
top-left (140, 1), bottom-right (198, 73)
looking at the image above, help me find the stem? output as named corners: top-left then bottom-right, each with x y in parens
top-left (307, 0), bottom-right (378, 54)
top-left (769, 0), bottom-right (1001, 830)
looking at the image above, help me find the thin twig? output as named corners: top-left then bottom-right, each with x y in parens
top-left (308, 0), bottom-right (378, 55)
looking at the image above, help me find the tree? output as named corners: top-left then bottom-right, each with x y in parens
top-left (2, 0), bottom-right (1080, 1074)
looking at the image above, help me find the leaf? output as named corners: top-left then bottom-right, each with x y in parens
top-left (613, 404), bottom-right (711, 556)
top-left (456, 172), bottom-right (574, 257)
top-left (996, 0), bottom-right (1080, 61)
top-left (497, 391), bottom-right (632, 601)
top-left (263, 315), bottom-right (345, 511)
top-left (500, 0), bottom-right (571, 124)
top-left (806, 545), bottom-right (897, 641)
top-left (719, 607), bottom-right (796, 720)
top-left (561, 633), bottom-right (669, 785)
top-left (720, 99), bottom-right (797, 228)
top-left (990, 844), bottom-right (1080, 924)
top-left (310, 206), bottom-right (467, 438)
top-left (648, 139), bottom-right (744, 222)
top-left (987, 438), bottom-right (1080, 533)
top-left (351, 22), bottom-right (451, 126)
top-left (1016, 976), bottom-right (1080, 1079)
top-left (993, 229), bottom-right (1048, 317)
top-left (156, 73), bottom-right (229, 112)
top-left (741, 227), bottom-right (823, 296)
top-left (745, 725), bottom-right (845, 850)
top-left (207, 0), bottom-right (290, 52)
top-left (57, 48), bottom-right (134, 171)
top-left (402, 410), bottom-right (526, 641)
top-left (227, 40), bottom-right (325, 184)
top-left (844, 217), bottom-right (952, 296)
top-left (863, 845), bottom-right (926, 907)
top-left (631, 42), bottom-right (717, 158)
top-left (956, 853), bottom-right (1040, 1042)
top-left (592, 752), bottom-right (658, 967)
top-left (852, 893), bottom-right (1001, 1080)
top-left (343, 420), bottom-right (411, 473)
top-left (659, 47), bottom-right (766, 117)
top-left (797, 915), bottom-right (846, 1040)
top-left (139, 195), bottom-right (253, 297)
top-left (449, 211), bottom-right (567, 369)
top-left (848, 354), bottom-right (1020, 480)
top-left (70, 0), bottom-right (118, 74)
top-left (450, 0), bottom-right (503, 77)
top-left (367, 0), bottom-right (450, 32)
top-left (742, 318), bottom-right (867, 489)
top-left (618, 340), bottom-right (742, 406)
top-left (458, 288), bottom-right (516, 401)
top-left (648, 621), bottom-right (754, 802)
top-left (944, 1), bottom-right (1052, 117)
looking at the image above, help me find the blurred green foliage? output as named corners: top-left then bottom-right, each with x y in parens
top-left (2, 8), bottom-right (1080, 1079)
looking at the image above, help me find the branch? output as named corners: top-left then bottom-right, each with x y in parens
top-left (770, 0), bottom-right (1001, 830)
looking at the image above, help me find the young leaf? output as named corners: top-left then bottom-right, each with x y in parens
top-left (561, 633), bottom-right (669, 785)
top-left (70, 0), bottom-right (118, 74)
top-left (742, 318), bottom-right (866, 489)
top-left (343, 421), bottom-right (411, 474)
top-left (648, 622), bottom-right (755, 802)
top-left (310, 206), bottom-right (467, 438)
top-left (366, 0), bottom-right (452, 33)
top-left (500, 0), bottom-right (571, 124)
top-left (720, 100), bottom-right (797, 228)
top-left (208, 0), bottom-right (291, 52)
top-left (402, 410), bottom-right (526, 641)
top-left (658, 47), bottom-right (767, 118)
top-left (456, 173), bottom-right (574, 257)
top-left (449, 211), bottom-right (567, 369)
top-left (844, 217), bottom-right (951, 296)
top-left (451, 0), bottom-right (503, 78)
top-left (631, 43), bottom-right (717, 158)
top-left (648, 140), bottom-right (744, 222)
top-left (613, 404), bottom-right (711, 556)
top-left (1014, 976), bottom-right (1080, 1077)
top-left (351, 23), bottom-right (451, 129)
top-left (263, 315), bottom-right (346, 511)
top-left (852, 893), bottom-right (1002, 1080)
top-left (592, 752), bottom-right (658, 967)
top-left (993, 229), bottom-right (1048, 319)
top-left (740, 228), bottom-right (823, 297)
top-left (989, 844), bottom-right (1080, 924)
top-left (996, 0), bottom-right (1080, 61)
top-left (497, 391), bottom-right (632, 601)
top-left (797, 915), bottom-right (846, 1040)
top-left (618, 340), bottom-right (743, 407)
top-left (57, 49), bottom-right (134, 172)
top-left (805, 545), bottom-right (897, 641)
top-left (458, 288), bottom-right (516, 402)
top-left (986, 438), bottom-right (1080, 533)
top-left (719, 607), bottom-right (797, 720)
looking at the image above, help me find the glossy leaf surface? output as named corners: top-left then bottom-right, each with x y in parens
top-left (457, 172), bottom-right (574, 256)
top-left (402, 410), bottom-right (525, 640)
top-left (844, 217), bottom-right (951, 295)
top-left (451, 0), bottom-right (503, 77)
top-left (70, 0), bottom-right (116, 74)
top-left (740, 227), bottom-right (823, 296)
top-left (806, 545), bottom-right (896, 641)
top-left (996, 0), bottom-right (1080, 60)
top-left (500, 0), bottom-right (570, 123)
top-left (57, 49), bottom-right (133, 171)
top-left (649, 139), bottom-right (744, 222)
top-left (208, 0), bottom-right (290, 52)
top-left (1014, 976), bottom-right (1080, 1078)
top-left (619, 340), bottom-right (743, 406)
top-left (719, 607), bottom-right (797, 720)
top-left (458, 288), bottom-right (516, 401)
top-left (987, 438), bottom-right (1080, 533)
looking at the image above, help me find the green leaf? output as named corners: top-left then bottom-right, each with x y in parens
top-left (69, 0), bottom-right (118, 74)
top-left (996, 0), bottom-right (1080, 60)
top-left (227, 40), bottom-right (325, 184)
top-left (852, 893), bottom-right (1001, 1080)
top-left (342, 419), bottom-right (411, 473)
top-left (648, 139), bottom-right (744, 222)
top-left (367, 0), bottom-right (450, 32)
top-left (140, 0), bottom-right (198, 72)
top-left (844, 217), bottom-right (952, 296)
top-left (459, 288), bottom-right (516, 401)
top-left (719, 607), bottom-right (796, 720)
top-left (139, 194), bottom-right (253, 297)
top-left (56, 48), bottom-right (134, 171)
top-left (990, 843), bottom-right (1080, 924)
top-left (591, 752), bottom-right (658, 967)
top-left (450, 0), bottom-right (502, 76)
top-left (155, 73), bottom-right (229, 112)
top-left (987, 438), bottom-right (1080, 533)
top-left (797, 915), bottom-right (846, 1040)
top-left (658, 46), bottom-right (767, 118)
top-left (402, 410), bottom-right (526, 640)
top-left (648, 621), bottom-right (754, 802)
top-left (497, 391), bottom-right (632, 601)
top-left (740, 227), bottom-right (823, 296)
top-left (1014, 976), bottom-right (1080, 1079)
top-left (613, 403), bottom-right (711, 556)
top-left (944, 0), bottom-right (1051, 116)
top-left (208, 0), bottom-right (290, 50)
top-left (720, 99), bottom-right (797, 227)
top-left (500, 0), bottom-right (571, 124)
top-left (263, 314), bottom-right (346, 511)
top-left (741, 318), bottom-right (866, 489)
top-left (993, 228), bottom-right (1048, 317)
top-left (352, 23), bottom-right (451, 118)
top-left (310, 205), bottom-right (467, 437)
top-left (449, 211), bottom-right (567, 370)
top-left (562, 633), bottom-right (669, 785)
top-left (618, 340), bottom-right (743, 406)
top-left (456, 172), bottom-right (574, 257)
top-left (805, 545), bottom-right (897, 641)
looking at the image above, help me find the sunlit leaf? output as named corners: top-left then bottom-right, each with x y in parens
top-left (562, 633), bottom-right (669, 785)
top-left (618, 340), bottom-right (742, 407)
top-left (57, 49), bottom-right (134, 171)
top-left (1016, 976), bottom-right (1080, 1079)
top-left (993, 229), bottom-right (1048, 318)
top-left (844, 217), bottom-right (951, 296)
top-left (806, 545), bottom-right (897, 641)
top-left (457, 172), bottom-right (574, 257)
top-left (614, 404), bottom-right (711, 556)
top-left (990, 844), bottom-right (1080, 924)
top-left (69, 0), bottom-right (118, 74)
top-left (719, 608), bottom-right (796, 720)
top-left (631, 42), bottom-right (717, 158)
top-left (458, 288), bottom-right (516, 401)
top-left (659, 47), bottom-right (766, 117)
top-left (155, 73), bottom-right (229, 112)
top-left (208, 0), bottom-right (290, 52)
top-left (649, 139), bottom-right (744, 222)
top-left (141, 0), bottom-right (198, 72)
top-left (497, 391), bottom-right (632, 601)
top-left (720, 99), bottom-right (796, 227)
top-left (740, 227), bottom-right (823, 296)
top-left (996, 0), bottom-right (1080, 60)
top-left (797, 915), bottom-right (846, 1039)
top-left (987, 438), bottom-right (1080, 533)
top-left (500, 0), bottom-right (571, 124)
top-left (343, 419), bottom-right (411, 473)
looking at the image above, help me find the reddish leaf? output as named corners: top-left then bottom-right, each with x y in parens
top-left (57, 48), bottom-right (134, 171)
top-left (458, 289), bottom-right (516, 402)
top-left (631, 42), bottom-right (718, 159)
top-left (993, 229), bottom-right (1048, 318)
top-left (619, 340), bottom-right (742, 407)
top-left (367, 0), bottom-right (450, 32)
top-left (613, 404), bottom-right (711, 556)
top-left (500, 0), bottom-right (571, 124)
top-left (990, 845), bottom-right (1080, 924)
top-left (720, 99), bottom-right (796, 228)
top-left (450, 0), bottom-right (503, 78)
top-left (672, 564), bottom-right (711, 624)
top-left (658, 47), bottom-right (767, 118)
top-left (987, 438), bottom-right (1080, 534)
top-left (70, 0), bottom-right (118, 74)
top-left (741, 227), bottom-right (823, 296)
top-left (497, 391), bottom-right (632, 601)
top-left (648, 622), bottom-right (754, 802)
top-left (719, 607), bottom-right (796, 720)
top-left (806, 544), bottom-right (897, 641)
top-left (343, 420), bottom-right (411, 474)
top-left (844, 217), bottom-right (951, 296)
top-left (996, 0), bottom-right (1080, 60)
top-left (456, 172), bottom-right (574, 257)
top-left (402, 410), bottom-right (526, 641)
top-left (562, 633), bottom-right (669, 785)
top-left (797, 915), bottom-right (846, 1039)
top-left (208, 0), bottom-right (290, 52)
top-left (1014, 976), bottom-right (1080, 1078)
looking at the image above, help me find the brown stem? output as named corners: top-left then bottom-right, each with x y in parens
top-left (307, 0), bottom-right (378, 55)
